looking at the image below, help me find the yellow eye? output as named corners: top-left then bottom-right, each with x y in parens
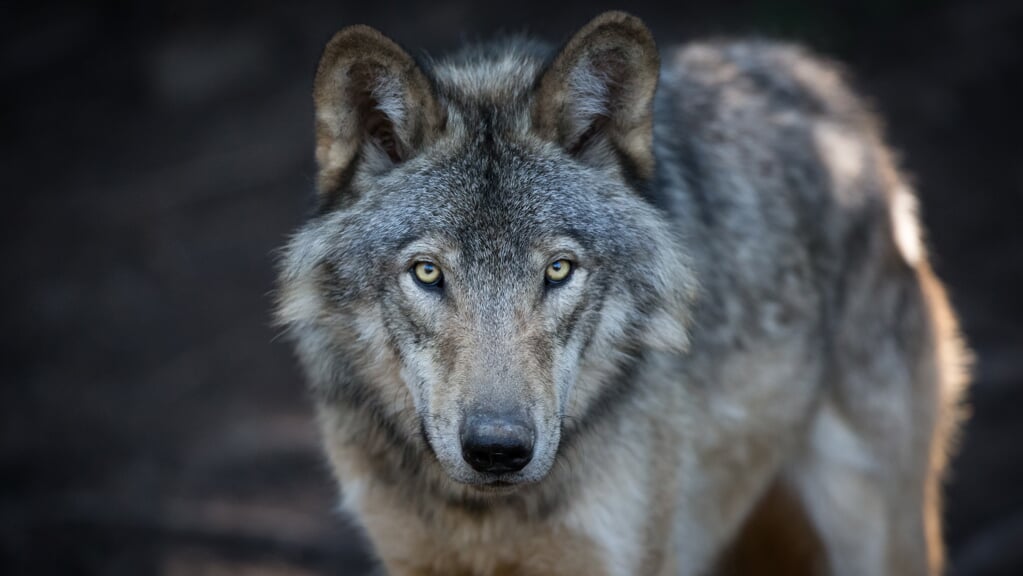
top-left (545, 259), bottom-right (572, 284)
top-left (412, 261), bottom-right (442, 286)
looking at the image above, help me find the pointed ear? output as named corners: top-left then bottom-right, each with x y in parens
top-left (313, 25), bottom-right (443, 194)
top-left (532, 12), bottom-right (659, 179)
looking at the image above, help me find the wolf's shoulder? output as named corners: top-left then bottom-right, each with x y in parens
top-left (653, 38), bottom-right (891, 219)
top-left (652, 39), bottom-right (907, 288)
top-left (659, 39), bottom-right (871, 127)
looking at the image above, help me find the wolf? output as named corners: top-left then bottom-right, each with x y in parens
top-left (275, 11), bottom-right (968, 576)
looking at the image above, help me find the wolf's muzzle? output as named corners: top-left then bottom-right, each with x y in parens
top-left (459, 412), bottom-right (535, 474)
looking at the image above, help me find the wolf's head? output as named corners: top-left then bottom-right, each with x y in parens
top-left (277, 12), bottom-right (695, 492)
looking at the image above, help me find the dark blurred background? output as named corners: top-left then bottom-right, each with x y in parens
top-left (1, 1), bottom-right (1021, 574)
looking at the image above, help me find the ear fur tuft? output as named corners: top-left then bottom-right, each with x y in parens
top-left (533, 12), bottom-right (660, 178)
top-left (312, 25), bottom-right (442, 194)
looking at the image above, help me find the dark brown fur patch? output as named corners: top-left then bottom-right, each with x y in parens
top-left (714, 481), bottom-right (827, 576)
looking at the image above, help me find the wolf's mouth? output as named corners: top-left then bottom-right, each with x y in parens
top-left (468, 479), bottom-right (522, 495)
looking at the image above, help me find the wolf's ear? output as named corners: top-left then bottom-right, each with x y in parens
top-left (532, 12), bottom-right (659, 179)
top-left (313, 25), bottom-right (443, 194)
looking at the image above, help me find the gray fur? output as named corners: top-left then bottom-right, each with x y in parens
top-left (277, 12), bottom-right (968, 576)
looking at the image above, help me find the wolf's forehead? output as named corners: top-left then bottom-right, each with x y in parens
top-left (392, 164), bottom-right (605, 266)
top-left (421, 177), bottom-right (570, 251)
top-left (373, 156), bottom-right (585, 263)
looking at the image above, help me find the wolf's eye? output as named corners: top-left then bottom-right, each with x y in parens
top-left (412, 262), bottom-right (443, 287)
top-left (545, 259), bottom-right (573, 285)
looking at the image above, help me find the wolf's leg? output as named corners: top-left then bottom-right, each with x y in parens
top-left (670, 344), bottom-right (827, 576)
top-left (786, 265), bottom-right (965, 576)
top-left (785, 400), bottom-right (932, 576)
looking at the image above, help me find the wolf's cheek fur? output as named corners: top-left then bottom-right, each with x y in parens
top-left (640, 237), bottom-right (698, 354)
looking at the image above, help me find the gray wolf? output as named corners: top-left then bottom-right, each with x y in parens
top-left (275, 11), bottom-right (969, 575)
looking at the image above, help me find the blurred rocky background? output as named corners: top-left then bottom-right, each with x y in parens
top-left (1, 1), bottom-right (1021, 574)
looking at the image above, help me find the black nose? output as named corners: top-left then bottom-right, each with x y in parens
top-left (460, 413), bottom-right (535, 474)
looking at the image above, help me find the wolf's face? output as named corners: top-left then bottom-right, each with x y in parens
top-left (278, 14), bottom-right (695, 490)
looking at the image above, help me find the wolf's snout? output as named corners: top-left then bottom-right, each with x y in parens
top-left (459, 413), bottom-right (535, 474)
